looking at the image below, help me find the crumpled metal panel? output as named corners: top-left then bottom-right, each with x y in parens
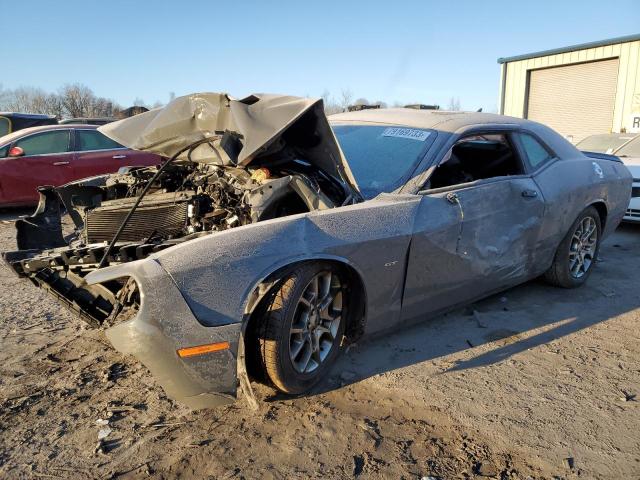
top-left (98, 92), bottom-right (359, 195)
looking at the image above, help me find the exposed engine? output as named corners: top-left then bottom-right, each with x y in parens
top-left (80, 161), bottom-right (340, 244)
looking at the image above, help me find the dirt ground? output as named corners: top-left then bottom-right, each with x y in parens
top-left (0, 208), bottom-right (638, 480)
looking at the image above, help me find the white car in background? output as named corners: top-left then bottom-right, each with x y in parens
top-left (576, 133), bottom-right (637, 155)
top-left (614, 136), bottom-right (640, 222)
top-left (577, 133), bottom-right (640, 223)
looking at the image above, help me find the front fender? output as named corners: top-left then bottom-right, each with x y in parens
top-left (154, 194), bottom-right (421, 334)
top-left (85, 259), bottom-right (240, 409)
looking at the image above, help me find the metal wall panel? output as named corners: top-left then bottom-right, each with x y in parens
top-left (526, 58), bottom-right (619, 143)
top-left (500, 39), bottom-right (640, 137)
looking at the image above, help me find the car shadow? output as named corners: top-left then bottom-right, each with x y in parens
top-left (264, 223), bottom-right (640, 401)
top-left (0, 207), bottom-right (33, 223)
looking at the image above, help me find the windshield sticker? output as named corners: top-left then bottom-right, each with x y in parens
top-left (382, 127), bottom-right (430, 141)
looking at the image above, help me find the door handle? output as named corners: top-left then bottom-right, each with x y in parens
top-left (52, 161), bottom-right (70, 166)
top-left (112, 154), bottom-right (127, 159)
top-left (521, 189), bottom-right (538, 198)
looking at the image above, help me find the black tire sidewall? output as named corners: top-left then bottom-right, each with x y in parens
top-left (270, 264), bottom-right (346, 394)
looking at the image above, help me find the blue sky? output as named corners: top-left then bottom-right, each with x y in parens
top-left (1, 0), bottom-right (638, 111)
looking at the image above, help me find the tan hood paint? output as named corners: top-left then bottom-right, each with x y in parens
top-left (98, 92), bottom-right (359, 195)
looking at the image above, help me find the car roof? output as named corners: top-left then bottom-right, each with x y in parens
top-left (329, 108), bottom-right (532, 132)
top-left (0, 124), bottom-right (98, 146)
top-left (0, 112), bottom-right (57, 120)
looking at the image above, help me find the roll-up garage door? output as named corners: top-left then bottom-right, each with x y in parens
top-left (526, 58), bottom-right (619, 144)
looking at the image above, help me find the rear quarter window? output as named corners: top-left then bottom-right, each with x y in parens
top-left (519, 133), bottom-right (554, 169)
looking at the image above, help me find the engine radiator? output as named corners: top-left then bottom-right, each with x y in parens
top-left (84, 194), bottom-right (190, 243)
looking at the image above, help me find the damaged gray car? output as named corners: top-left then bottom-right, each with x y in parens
top-left (3, 93), bottom-right (632, 408)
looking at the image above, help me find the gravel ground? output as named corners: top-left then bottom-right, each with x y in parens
top-left (0, 208), bottom-right (638, 479)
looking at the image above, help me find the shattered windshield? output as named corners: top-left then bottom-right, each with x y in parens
top-left (332, 124), bottom-right (434, 198)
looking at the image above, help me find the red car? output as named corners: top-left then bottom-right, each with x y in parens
top-left (0, 125), bottom-right (161, 207)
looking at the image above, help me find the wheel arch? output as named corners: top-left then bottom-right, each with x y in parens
top-left (549, 200), bottom-right (608, 263)
top-left (241, 255), bottom-right (368, 342)
top-left (588, 200), bottom-right (608, 230)
top-left (236, 255), bottom-right (368, 394)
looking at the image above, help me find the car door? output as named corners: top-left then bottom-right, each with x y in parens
top-left (0, 129), bottom-right (74, 205)
top-left (401, 130), bottom-right (545, 322)
top-left (73, 129), bottom-right (160, 179)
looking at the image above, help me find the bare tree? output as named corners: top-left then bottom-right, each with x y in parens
top-left (447, 97), bottom-right (461, 111)
top-left (0, 83), bottom-right (123, 119)
top-left (133, 97), bottom-right (146, 107)
top-left (2, 86), bottom-right (39, 112)
top-left (0, 87), bottom-right (63, 117)
top-left (374, 100), bottom-right (388, 108)
top-left (339, 88), bottom-right (353, 110)
top-left (59, 84), bottom-right (95, 117)
top-left (320, 89), bottom-right (342, 115)
top-left (354, 97), bottom-right (369, 106)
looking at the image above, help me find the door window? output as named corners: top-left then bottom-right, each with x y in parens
top-left (518, 133), bottom-right (554, 169)
top-left (0, 117), bottom-right (10, 137)
top-left (14, 130), bottom-right (71, 156)
top-left (426, 133), bottom-right (524, 190)
top-left (77, 130), bottom-right (123, 151)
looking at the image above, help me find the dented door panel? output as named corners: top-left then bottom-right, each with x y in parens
top-left (402, 177), bottom-right (544, 322)
top-left (454, 177), bottom-right (545, 287)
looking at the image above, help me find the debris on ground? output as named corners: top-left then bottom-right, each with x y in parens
top-left (0, 211), bottom-right (639, 478)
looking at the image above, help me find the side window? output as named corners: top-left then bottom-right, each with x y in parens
top-left (519, 133), bottom-right (553, 169)
top-left (14, 130), bottom-right (71, 156)
top-left (427, 133), bottom-right (524, 190)
top-left (0, 144), bottom-right (8, 158)
top-left (77, 130), bottom-right (123, 151)
top-left (0, 117), bottom-right (10, 137)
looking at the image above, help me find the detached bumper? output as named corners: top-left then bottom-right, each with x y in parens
top-left (84, 260), bottom-right (242, 408)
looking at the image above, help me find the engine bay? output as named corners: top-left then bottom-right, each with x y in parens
top-left (77, 160), bottom-right (345, 245)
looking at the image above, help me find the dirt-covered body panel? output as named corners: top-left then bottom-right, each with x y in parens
top-left (2, 103), bottom-right (632, 408)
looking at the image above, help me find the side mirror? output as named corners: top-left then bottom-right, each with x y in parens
top-left (8, 146), bottom-right (25, 157)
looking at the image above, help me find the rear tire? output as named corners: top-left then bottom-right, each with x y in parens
top-left (257, 263), bottom-right (346, 394)
top-left (543, 206), bottom-right (601, 288)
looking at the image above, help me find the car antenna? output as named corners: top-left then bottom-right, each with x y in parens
top-left (98, 136), bottom-right (221, 269)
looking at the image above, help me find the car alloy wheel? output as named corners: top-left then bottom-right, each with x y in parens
top-left (288, 271), bottom-right (343, 374)
top-left (569, 216), bottom-right (598, 278)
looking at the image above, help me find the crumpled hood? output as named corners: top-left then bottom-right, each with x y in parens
top-left (99, 92), bottom-right (359, 196)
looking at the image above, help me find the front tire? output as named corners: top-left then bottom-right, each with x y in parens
top-left (543, 206), bottom-right (602, 288)
top-left (257, 263), bottom-right (346, 394)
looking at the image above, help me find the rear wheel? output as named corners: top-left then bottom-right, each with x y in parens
top-left (543, 206), bottom-right (601, 288)
top-left (257, 263), bottom-right (346, 394)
